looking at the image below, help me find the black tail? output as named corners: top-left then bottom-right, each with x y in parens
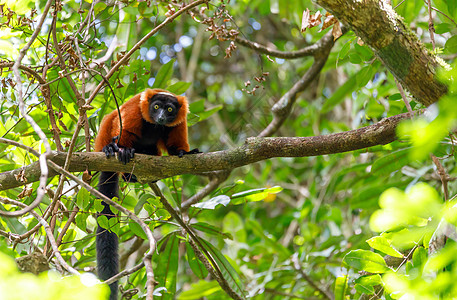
top-left (97, 172), bottom-right (119, 300)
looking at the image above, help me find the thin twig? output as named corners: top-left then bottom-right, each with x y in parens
top-left (395, 78), bottom-right (413, 117)
top-left (55, 208), bottom-right (79, 247)
top-left (427, 0), bottom-right (436, 50)
top-left (104, 262), bottom-right (145, 285)
top-left (431, 154), bottom-right (449, 201)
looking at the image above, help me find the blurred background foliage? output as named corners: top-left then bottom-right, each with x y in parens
top-left (0, 0), bottom-right (457, 299)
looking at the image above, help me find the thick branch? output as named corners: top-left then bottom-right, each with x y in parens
top-left (0, 113), bottom-right (413, 191)
top-left (316, 0), bottom-right (447, 106)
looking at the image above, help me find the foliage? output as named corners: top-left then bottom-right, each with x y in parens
top-left (0, 0), bottom-right (456, 299)
top-left (0, 250), bottom-right (107, 299)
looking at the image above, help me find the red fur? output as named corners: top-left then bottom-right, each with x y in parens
top-left (94, 88), bottom-right (189, 154)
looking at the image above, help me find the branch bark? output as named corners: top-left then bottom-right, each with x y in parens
top-left (316, 0), bottom-right (447, 106)
top-left (0, 112), bottom-right (413, 191)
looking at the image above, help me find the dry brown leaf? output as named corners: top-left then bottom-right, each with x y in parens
top-left (301, 8), bottom-right (310, 32)
top-left (18, 187), bottom-right (33, 199)
top-left (301, 9), bottom-right (322, 32)
top-left (321, 12), bottom-right (337, 32)
top-left (310, 11), bottom-right (322, 28)
top-left (332, 22), bottom-right (343, 40)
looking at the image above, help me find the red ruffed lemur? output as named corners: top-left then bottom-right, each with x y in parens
top-left (94, 88), bottom-right (199, 300)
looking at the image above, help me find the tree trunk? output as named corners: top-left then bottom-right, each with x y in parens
top-left (316, 0), bottom-right (447, 106)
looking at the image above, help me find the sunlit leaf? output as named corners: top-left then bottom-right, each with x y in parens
top-left (343, 250), bottom-right (389, 273)
top-left (334, 275), bottom-right (348, 300)
top-left (367, 236), bottom-right (403, 258)
top-left (354, 274), bottom-right (381, 295)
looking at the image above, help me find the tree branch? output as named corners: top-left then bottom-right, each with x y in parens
top-left (0, 112), bottom-right (414, 191)
top-left (235, 24), bottom-right (346, 60)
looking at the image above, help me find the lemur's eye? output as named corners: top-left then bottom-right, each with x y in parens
top-left (168, 107), bottom-right (173, 112)
top-left (154, 105), bottom-right (159, 110)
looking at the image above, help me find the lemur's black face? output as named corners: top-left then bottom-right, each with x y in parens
top-left (148, 93), bottom-right (181, 125)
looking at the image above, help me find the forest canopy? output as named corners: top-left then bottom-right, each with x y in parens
top-left (0, 0), bottom-right (457, 299)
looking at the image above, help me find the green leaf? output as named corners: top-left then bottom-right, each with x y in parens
top-left (76, 189), bottom-right (90, 210)
top-left (152, 59), bottom-right (175, 89)
top-left (98, 215), bottom-right (109, 230)
top-left (192, 222), bottom-right (233, 240)
top-left (134, 194), bottom-right (150, 215)
top-left (0, 208), bottom-right (27, 234)
top-left (167, 81), bottom-right (191, 95)
top-left (188, 99), bottom-right (205, 113)
top-left (192, 195), bottom-right (230, 210)
top-left (447, 1), bottom-right (456, 19)
top-left (334, 275), bottom-right (348, 300)
top-left (195, 105), bottom-right (223, 122)
top-left (187, 98), bottom-right (223, 126)
top-left (354, 283), bottom-right (374, 295)
top-left (337, 41), bottom-right (351, 62)
top-left (343, 249), bottom-right (389, 273)
top-left (185, 243), bottom-right (208, 279)
top-left (435, 23), bottom-right (452, 34)
top-left (129, 222), bottom-right (147, 240)
top-left (366, 236), bottom-right (403, 258)
top-left (75, 213), bottom-right (87, 232)
top-left (356, 65), bottom-right (373, 88)
top-left (388, 93), bottom-right (402, 100)
top-left (348, 53), bottom-right (363, 64)
top-left (198, 237), bottom-right (247, 299)
top-left (371, 148), bottom-right (411, 175)
top-left (108, 217), bottom-right (120, 235)
top-left (177, 280), bottom-right (220, 299)
top-left (354, 274), bottom-right (382, 293)
top-left (156, 233), bottom-right (179, 299)
top-left (94, 200), bottom-right (105, 212)
top-left (94, 1), bottom-right (107, 13)
top-left (445, 35), bottom-right (457, 53)
top-left (412, 246), bottom-right (427, 268)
